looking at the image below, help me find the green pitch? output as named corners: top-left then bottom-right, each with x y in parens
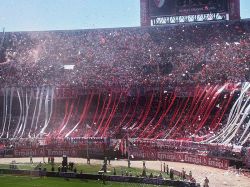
top-left (0, 162), bottom-right (175, 180)
top-left (0, 175), bottom-right (166, 187)
top-left (42, 163), bottom-right (172, 179)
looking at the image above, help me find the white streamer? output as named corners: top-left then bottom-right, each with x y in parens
top-left (206, 82), bottom-right (250, 145)
top-left (28, 88), bottom-right (40, 138)
top-left (38, 87), bottom-right (54, 136)
top-left (19, 89), bottom-right (32, 138)
top-left (12, 88), bottom-right (23, 138)
top-left (16, 88), bottom-right (25, 137)
top-left (6, 88), bottom-right (14, 138)
top-left (34, 87), bottom-right (45, 135)
top-left (0, 88), bottom-right (9, 138)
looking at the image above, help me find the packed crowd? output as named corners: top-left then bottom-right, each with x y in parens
top-left (0, 19), bottom-right (249, 89)
top-left (0, 19), bottom-right (250, 168)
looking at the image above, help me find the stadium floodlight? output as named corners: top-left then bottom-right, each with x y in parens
top-left (63, 65), bottom-right (75, 70)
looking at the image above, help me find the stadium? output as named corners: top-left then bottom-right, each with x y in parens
top-left (0, 0), bottom-right (249, 186)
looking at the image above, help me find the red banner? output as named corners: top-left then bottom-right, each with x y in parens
top-left (130, 150), bottom-right (229, 169)
top-left (14, 148), bottom-right (78, 157)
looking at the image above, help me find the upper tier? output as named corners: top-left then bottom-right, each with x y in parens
top-left (0, 19), bottom-right (249, 89)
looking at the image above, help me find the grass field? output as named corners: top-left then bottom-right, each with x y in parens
top-left (0, 163), bottom-right (37, 170)
top-left (0, 162), bottom-right (175, 180)
top-left (0, 162), bottom-right (177, 186)
top-left (42, 163), bottom-right (172, 179)
top-left (0, 175), bottom-right (168, 187)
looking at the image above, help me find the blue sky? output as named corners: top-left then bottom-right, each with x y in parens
top-left (0, 0), bottom-right (249, 31)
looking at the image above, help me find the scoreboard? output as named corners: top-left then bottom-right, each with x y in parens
top-left (141, 0), bottom-right (240, 26)
top-left (149, 0), bottom-right (229, 17)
